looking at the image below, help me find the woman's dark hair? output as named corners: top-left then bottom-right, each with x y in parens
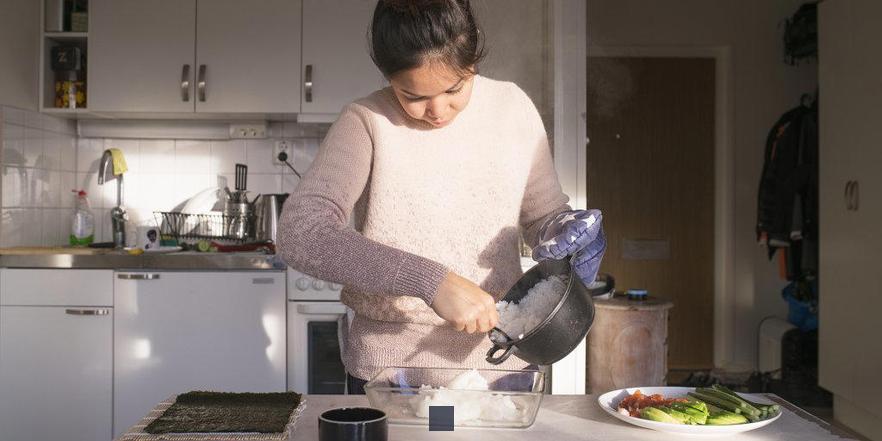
top-left (369, 0), bottom-right (485, 78)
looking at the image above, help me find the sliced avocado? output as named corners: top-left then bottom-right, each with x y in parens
top-left (682, 399), bottom-right (708, 414)
top-left (659, 406), bottom-right (694, 424)
top-left (640, 407), bottom-right (684, 424)
top-left (670, 403), bottom-right (708, 425)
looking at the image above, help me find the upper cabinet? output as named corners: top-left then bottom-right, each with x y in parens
top-left (196, 0), bottom-right (302, 113)
top-left (89, 0), bottom-right (199, 113)
top-left (89, 0), bottom-right (302, 114)
top-left (300, 0), bottom-right (385, 115)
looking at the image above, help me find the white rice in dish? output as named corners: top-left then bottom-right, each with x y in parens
top-left (496, 275), bottom-right (569, 339)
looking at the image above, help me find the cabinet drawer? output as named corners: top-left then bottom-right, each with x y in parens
top-left (0, 269), bottom-right (113, 306)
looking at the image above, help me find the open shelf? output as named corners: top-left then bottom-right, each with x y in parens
top-left (44, 32), bottom-right (88, 40)
top-left (40, 0), bottom-right (89, 115)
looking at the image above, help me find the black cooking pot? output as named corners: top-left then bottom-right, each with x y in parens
top-left (486, 258), bottom-right (595, 366)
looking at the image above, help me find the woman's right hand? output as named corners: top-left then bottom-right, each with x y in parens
top-left (431, 272), bottom-right (499, 334)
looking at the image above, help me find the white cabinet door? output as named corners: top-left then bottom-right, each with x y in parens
top-left (89, 0), bottom-right (197, 112)
top-left (195, 0), bottom-right (302, 113)
top-left (301, 0), bottom-right (386, 115)
top-left (819, 0), bottom-right (882, 426)
top-left (113, 271), bottom-right (287, 438)
top-left (0, 306), bottom-right (113, 441)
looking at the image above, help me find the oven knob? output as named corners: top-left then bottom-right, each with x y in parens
top-left (329, 283), bottom-right (343, 291)
top-left (312, 280), bottom-right (325, 290)
top-left (296, 278), bottom-right (311, 290)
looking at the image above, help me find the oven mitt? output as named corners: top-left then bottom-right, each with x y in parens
top-left (532, 209), bottom-right (606, 286)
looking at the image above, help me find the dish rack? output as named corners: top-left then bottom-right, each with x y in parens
top-left (154, 211), bottom-right (252, 243)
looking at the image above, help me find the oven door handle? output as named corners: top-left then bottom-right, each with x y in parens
top-left (296, 304), bottom-right (347, 315)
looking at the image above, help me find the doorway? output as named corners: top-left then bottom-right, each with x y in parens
top-left (587, 55), bottom-right (716, 370)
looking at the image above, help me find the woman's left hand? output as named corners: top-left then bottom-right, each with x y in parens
top-left (532, 209), bottom-right (606, 286)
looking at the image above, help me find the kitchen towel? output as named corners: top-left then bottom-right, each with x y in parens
top-left (109, 147), bottom-right (128, 175)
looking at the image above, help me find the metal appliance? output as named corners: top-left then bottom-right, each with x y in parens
top-left (254, 194), bottom-right (289, 242)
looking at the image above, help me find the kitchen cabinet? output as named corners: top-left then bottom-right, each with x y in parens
top-left (818, 0), bottom-right (882, 438)
top-left (0, 269), bottom-right (113, 441)
top-left (113, 271), bottom-right (287, 438)
top-left (300, 0), bottom-right (385, 116)
top-left (88, 0), bottom-right (196, 113)
top-left (89, 0), bottom-right (302, 114)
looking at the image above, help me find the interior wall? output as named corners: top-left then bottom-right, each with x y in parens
top-left (0, 0), bottom-right (39, 110)
top-left (587, 0), bottom-right (818, 371)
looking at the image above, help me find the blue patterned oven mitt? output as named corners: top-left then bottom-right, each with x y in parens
top-left (532, 209), bottom-right (606, 286)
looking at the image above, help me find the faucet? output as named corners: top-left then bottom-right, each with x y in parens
top-left (98, 149), bottom-right (128, 248)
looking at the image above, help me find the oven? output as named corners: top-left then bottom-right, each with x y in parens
top-left (286, 269), bottom-right (350, 394)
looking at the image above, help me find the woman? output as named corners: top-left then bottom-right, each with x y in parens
top-left (278, 0), bottom-right (605, 394)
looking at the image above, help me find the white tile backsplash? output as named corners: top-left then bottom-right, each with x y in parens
top-left (76, 172), bottom-right (103, 210)
top-left (139, 139), bottom-right (175, 173)
top-left (60, 171), bottom-right (77, 208)
top-left (245, 139), bottom-right (285, 174)
top-left (210, 139), bottom-right (246, 175)
top-left (2, 123), bottom-right (25, 166)
top-left (0, 208), bottom-right (42, 247)
top-left (77, 138), bottom-right (102, 173)
top-left (175, 140), bottom-right (211, 175)
top-left (42, 208), bottom-right (66, 246)
top-left (1, 105), bottom-right (325, 246)
top-left (22, 128), bottom-right (44, 168)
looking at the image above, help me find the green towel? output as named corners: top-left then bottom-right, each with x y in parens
top-left (144, 391), bottom-right (302, 434)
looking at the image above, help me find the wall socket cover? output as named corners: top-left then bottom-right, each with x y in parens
top-left (274, 140), bottom-right (292, 165)
top-left (229, 123), bottom-right (268, 139)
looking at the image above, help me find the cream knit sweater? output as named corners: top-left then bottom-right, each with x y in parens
top-left (277, 75), bottom-right (570, 380)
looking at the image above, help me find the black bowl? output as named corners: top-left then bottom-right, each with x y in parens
top-left (318, 407), bottom-right (387, 441)
top-left (486, 258), bottom-right (595, 366)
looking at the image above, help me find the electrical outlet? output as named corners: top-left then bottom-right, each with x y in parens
top-left (274, 139), bottom-right (292, 165)
top-left (229, 123), bottom-right (268, 139)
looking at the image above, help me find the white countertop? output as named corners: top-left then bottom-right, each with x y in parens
top-left (292, 394), bottom-right (857, 441)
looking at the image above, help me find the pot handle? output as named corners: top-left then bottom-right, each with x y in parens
top-left (486, 344), bottom-right (516, 365)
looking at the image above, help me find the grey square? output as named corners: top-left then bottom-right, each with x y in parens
top-left (429, 406), bottom-right (454, 431)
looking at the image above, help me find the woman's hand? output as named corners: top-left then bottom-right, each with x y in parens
top-left (431, 272), bottom-right (499, 334)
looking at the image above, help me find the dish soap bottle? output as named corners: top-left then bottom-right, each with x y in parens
top-left (70, 189), bottom-right (95, 247)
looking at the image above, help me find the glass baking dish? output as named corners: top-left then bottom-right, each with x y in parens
top-left (364, 367), bottom-right (545, 429)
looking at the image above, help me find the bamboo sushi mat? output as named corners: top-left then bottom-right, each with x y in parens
top-left (117, 395), bottom-right (306, 441)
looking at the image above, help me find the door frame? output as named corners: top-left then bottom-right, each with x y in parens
top-left (577, 45), bottom-right (736, 370)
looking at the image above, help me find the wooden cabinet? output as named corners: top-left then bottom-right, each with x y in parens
top-left (0, 269), bottom-right (113, 441)
top-left (300, 0), bottom-right (385, 116)
top-left (113, 271), bottom-right (287, 438)
top-left (818, 0), bottom-right (882, 438)
top-left (89, 0), bottom-right (302, 114)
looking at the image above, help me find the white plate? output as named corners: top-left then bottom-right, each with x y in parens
top-left (597, 386), bottom-right (782, 437)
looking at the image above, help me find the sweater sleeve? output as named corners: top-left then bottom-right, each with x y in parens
top-left (516, 88), bottom-right (572, 249)
top-left (276, 104), bottom-right (449, 305)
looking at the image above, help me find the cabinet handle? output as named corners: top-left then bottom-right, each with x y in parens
top-left (198, 64), bottom-right (207, 102)
top-left (296, 304), bottom-right (347, 315)
top-left (66, 308), bottom-right (110, 316)
top-left (304, 64), bottom-right (313, 102)
top-left (845, 181), bottom-right (854, 210)
top-left (852, 180), bottom-right (860, 211)
top-left (117, 273), bottom-right (161, 280)
top-left (181, 64), bottom-right (191, 102)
